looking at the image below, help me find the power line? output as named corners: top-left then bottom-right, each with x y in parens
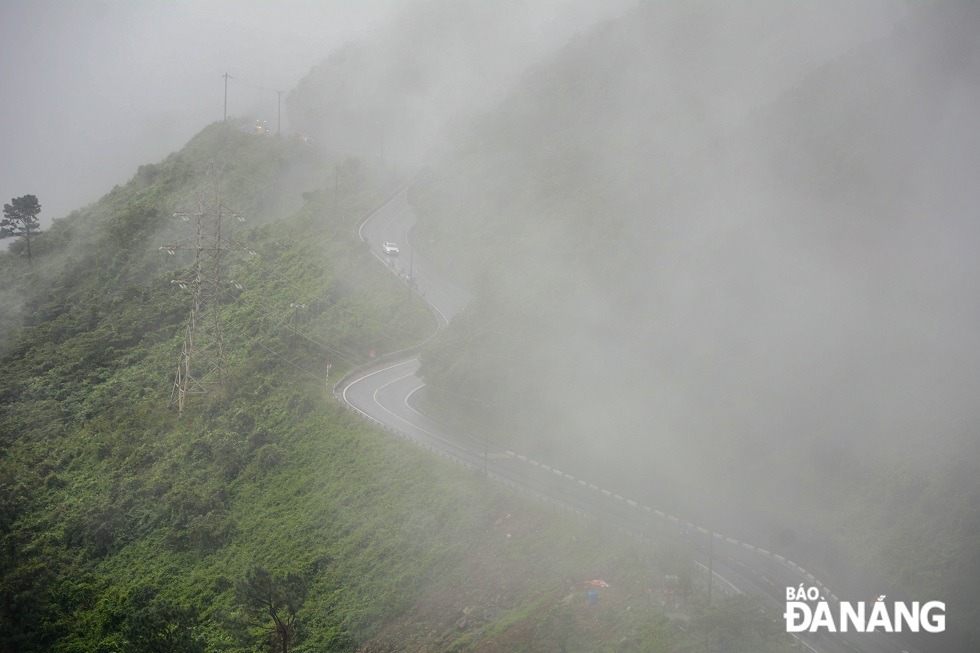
top-left (232, 75), bottom-right (281, 95)
top-left (220, 315), bottom-right (331, 385)
top-left (220, 71), bottom-right (285, 126)
top-left (216, 284), bottom-right (368, 369)
top-left (155, 156), bottom-right (479, 403)
top-left (234, 245), bottom-right (432, 344)
top-left (176, 162), bottom-right (427, 351)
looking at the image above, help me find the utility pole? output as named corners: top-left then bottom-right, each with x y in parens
top-left (161, 162), bottom-right (242, 416)
top-left (408, 247), bottom-right (414, 301)
top-left (223, 72), bottom-right (233, 121)
top-left (707, 527), bottom-right (714, 604)
top-left (277, 90), bottom-right (283, 138)
top-left (483, 404), bottom-right (489, 477)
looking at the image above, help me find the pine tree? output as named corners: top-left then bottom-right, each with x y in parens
top-left (1, 194), bottom-right (42, 264)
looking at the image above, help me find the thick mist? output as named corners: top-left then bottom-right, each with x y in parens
top-left (413, 3), bottom-right (980, 638)
top-left (286, 0), bottom-right (634, 164)
top-left (0, 1), bottom-right (391, 229)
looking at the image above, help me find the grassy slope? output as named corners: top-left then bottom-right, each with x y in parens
top-left (0, 122), bottom-right (435, 649)
top-left (0, 122), bottom-right (793, 652)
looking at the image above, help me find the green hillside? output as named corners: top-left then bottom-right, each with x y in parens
top-left (0, 121), bottom-right (796, 652)
top-left (411, 4), bottom-right (980, 650)
top-left (0, 123), bottom-right (427, 649)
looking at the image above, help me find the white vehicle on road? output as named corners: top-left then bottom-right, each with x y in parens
top-left (382, 241), bottom-right (399, 255)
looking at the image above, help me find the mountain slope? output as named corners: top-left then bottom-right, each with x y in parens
top-left (0, 121), bottom-right (782, 653)
top-left (0, 123), bottom-right (444, 649)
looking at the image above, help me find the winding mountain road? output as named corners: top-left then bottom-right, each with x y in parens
top-left (335, 189), bottom-right (924, 653)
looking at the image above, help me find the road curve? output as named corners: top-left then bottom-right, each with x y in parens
top-left (336, 189), bottom-right (923, 653)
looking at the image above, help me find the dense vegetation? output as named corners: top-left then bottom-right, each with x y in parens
top-left (411, 4), bottom-right (980, 651)
top-left (0, 123), bottom-right (440, 650)
top-left (0, 120), bottom-right (796, 652)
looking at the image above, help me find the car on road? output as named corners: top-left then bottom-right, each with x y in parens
top-left (383, 241), bottom-right (399, 255)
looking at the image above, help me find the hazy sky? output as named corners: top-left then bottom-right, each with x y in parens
top-left (0, 1), bottom-right (396, 228)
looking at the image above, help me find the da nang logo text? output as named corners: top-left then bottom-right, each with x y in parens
top-left (784, 586), bottom-right (945, 633)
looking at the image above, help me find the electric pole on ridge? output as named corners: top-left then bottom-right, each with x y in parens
top-left (161, 161), bottom-right (244, 416)
top-left (223, 72), bottom-right (232, 121)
